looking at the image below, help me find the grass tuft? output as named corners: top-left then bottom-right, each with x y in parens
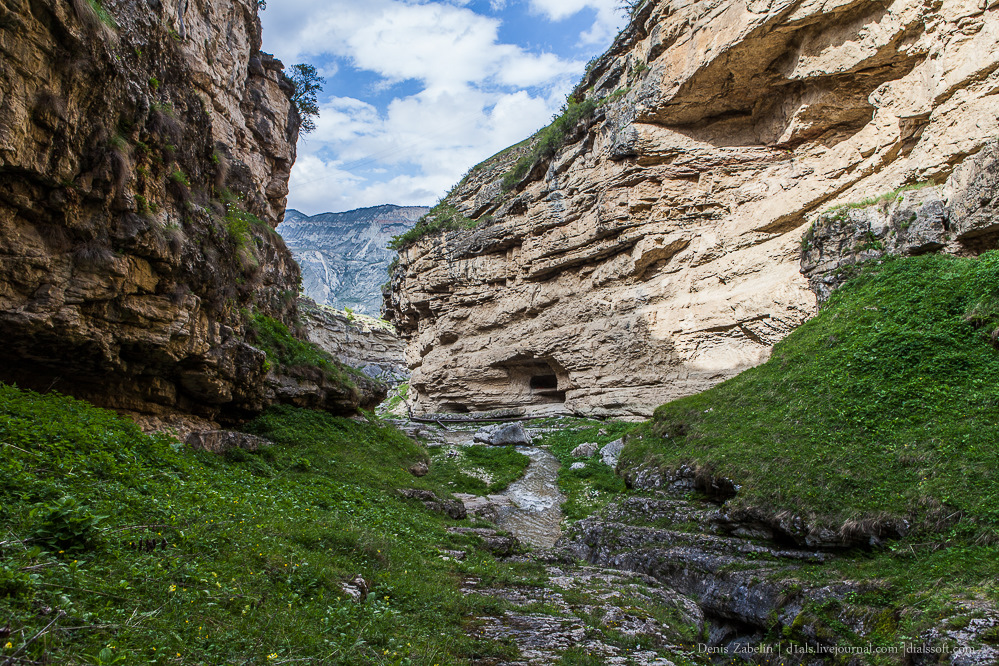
top-left (0, 385), bottom-right (535, 665)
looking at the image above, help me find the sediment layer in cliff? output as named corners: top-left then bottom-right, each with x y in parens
top-left (385, 0), bottom-right (999, 419)
top-left (0, 0), bottom-right (377, 422)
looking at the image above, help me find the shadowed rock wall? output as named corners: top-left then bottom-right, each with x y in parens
top-left (0, 0), bottom-right (376, 422)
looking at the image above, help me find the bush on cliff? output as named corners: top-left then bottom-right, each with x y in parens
top-left (387, 203), bottom-right (477, 251)
top-left (0, 387), bottom-right (527, 664)
top-left (622, 252), bottom-right (999, 542)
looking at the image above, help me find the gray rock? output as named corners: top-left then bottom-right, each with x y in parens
top-left (397, 489), bottom-right (467, 520)
top-left (473, 422), bottom-right (532, 446)
top-left (600, 438), bottom-right (625, 467)
top-left (408, 461), bottom-right (429, 477)
top-left (571, 442), bottom-right (599, 457)
top-left (340, 574), bottom-right (368, 603)
top-left (186, 430), bottom-right (272, 453)
top-left (570, 462), bottom-right (587, 471)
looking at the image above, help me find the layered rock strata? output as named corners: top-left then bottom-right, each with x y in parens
top-left (299, 297), bottom-right (408, 384)
top-left (385, 0), bottom-right (999, 418)
top-left (802, 142), bottom-right (999, 300)
top-left (0, 0), bottom-right (371, 421)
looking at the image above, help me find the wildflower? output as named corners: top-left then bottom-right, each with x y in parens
top-left (268, 654), bottom-right (278, 660)
top-left (4, 642), bottom-right (12, 649)
top-left (169, 584), bottom-right (177, 592)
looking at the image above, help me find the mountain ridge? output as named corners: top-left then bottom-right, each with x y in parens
top-left (279, 204), bottom-right (428, 315)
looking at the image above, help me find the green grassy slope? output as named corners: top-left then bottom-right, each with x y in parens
top-left (623, 252), bottom-right (999, 541)
top-left (0, 389), bottom-right (521, 665)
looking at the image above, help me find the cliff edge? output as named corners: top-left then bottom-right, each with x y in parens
top-left (0, 0), bottom-right (379, 422)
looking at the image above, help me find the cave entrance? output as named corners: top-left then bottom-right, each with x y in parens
top-left (529, 374), bottom-right (558, 390)
top-left (494, 355), bottom-right (567, 405)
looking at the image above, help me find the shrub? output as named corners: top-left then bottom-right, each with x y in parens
top-left (289, 63), bottom-right (324, 134)
top-left (28, 496), bottom-right (106, 554)
top-left (388, 203), bottom-right (477, 250)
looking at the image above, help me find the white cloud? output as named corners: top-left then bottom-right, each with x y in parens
top-left (528, 0), bottom-right (623, 45)
top-left (260, 0), bottom-right (610, 214)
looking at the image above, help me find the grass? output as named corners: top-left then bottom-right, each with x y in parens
top-left (387, 204), bottom-right (477, 251)
top-left (502, 89), bottom-right (628, 193)
top-left (538, 419), bottom-right (633, 521)
top-left (248, 313), bottom-right (367, 394)
top-left (0, 386), bottom-right (533, 665)
top-left (821, 182), bottom-right (934, 218)
top-left (622, 252), bottom-right (999, 540)
top-left (425, 446), bottom-right (531, 495)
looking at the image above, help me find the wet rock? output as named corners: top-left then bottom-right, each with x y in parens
top-left (571, 442), bottom-right (598, 457)
top-left (473, 423), bottom-right (532, 446)
top-left (186, 430), bottom-right (272, 454)
top-left (409, 461), bottom-right (429, 477)
top-left (600, 439), bottom-right (625, 467)
top-left (340, 574), bottom-right (368, 603)
top-left (398, 489), bottom-right (467, 520)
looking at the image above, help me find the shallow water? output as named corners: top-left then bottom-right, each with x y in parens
top-left (491, 446), bottom-right (564, 549)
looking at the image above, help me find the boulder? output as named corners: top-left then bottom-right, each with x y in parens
top-left (570, 462), bottom-right (587, 471)
top-left (600, 438), bottom-right (625, 468)
top-left (409, 461), bottom-right (429, 477)
top-left (571, 442), bottom-right (599, 457)
top-left (473, 422), bottom-right (532, 446)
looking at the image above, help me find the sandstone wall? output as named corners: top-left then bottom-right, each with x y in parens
top-left (385, 0), bottom-right (999, 419)
top-left (0, 0), bottom-right (373, 421)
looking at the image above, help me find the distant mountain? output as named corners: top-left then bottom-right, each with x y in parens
top-left (278, 205), bottom-right (428, 316)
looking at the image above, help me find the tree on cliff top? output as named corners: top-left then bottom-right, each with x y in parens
top-left (289, 63), bottom-right (324, 134)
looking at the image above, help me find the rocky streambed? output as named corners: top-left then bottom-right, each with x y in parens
top-left (398, 419), bottom-right (999, 665)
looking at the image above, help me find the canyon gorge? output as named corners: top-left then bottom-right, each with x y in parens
top-left (385, 0), bottom-right (999, 420)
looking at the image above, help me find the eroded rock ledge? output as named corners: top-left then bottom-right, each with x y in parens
top-left (0, 0), bottom-right (374, 422)
top-left (385, 0), bottom-right (999, 419)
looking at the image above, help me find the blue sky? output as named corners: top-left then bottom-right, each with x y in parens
top-left (260, 0), bottom-right (625, 214)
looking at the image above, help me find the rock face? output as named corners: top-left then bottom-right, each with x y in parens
top-left (278, 205), bottom-right (427, 315)
top-left (385, 0), bottom-right (999, 418)
top-left (299, 297), bottom-right (408, 384)
top-left (802, 142), bottom-right (999, 300)
top-left (0, 0), bottom-right (342, 422)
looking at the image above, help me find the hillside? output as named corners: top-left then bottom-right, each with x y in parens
top-left (278, 205), bottom-right (427, 315)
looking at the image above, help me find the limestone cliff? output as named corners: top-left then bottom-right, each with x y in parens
top-left (299, 297), bottom-right (408, 385)
top-left (0, 0), bottom-right (374, 421)
top-left (385, 0), bottom-right (999, 419)
top-left (278, 205), bottom-right (426, 315)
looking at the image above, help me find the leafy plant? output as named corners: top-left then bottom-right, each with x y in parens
top-left (388, 203), bottom-right (477, 250)
top-left (168, 168), bottom-right (189, 186)
top-left (28, 496), bottom-right (106, 553)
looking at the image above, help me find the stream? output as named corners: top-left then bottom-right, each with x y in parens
top-left (489, 446), bottom-right (564, 549)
